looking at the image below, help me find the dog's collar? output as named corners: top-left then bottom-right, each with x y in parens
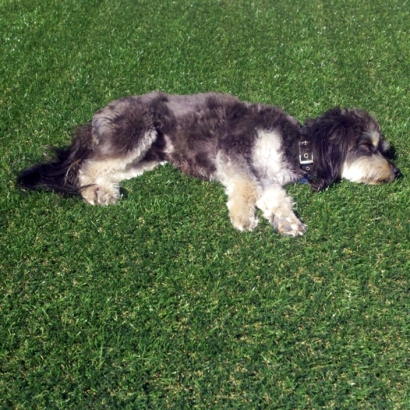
top-left (298, 140), bottom-right (313, 182)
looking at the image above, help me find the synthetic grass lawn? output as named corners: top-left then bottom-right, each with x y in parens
top-left (1, 0), bottom-right (410, 407)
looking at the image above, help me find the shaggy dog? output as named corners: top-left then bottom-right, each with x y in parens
top-left (17, 92), bottom-right (400, 236)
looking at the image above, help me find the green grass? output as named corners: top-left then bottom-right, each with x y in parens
top-left (1, 0), bottom-right (410, 408)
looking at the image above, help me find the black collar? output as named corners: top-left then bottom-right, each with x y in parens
top-left (298, 140), bottom-right (314, 174)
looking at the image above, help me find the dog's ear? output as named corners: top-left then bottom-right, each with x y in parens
top-left (303, 107), bottom-right (354, 191)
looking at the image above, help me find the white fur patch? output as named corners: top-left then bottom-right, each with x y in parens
top-left (252, 130), bottom-right (297, 185)
top-left (163, 135), bottom-right (175, 155)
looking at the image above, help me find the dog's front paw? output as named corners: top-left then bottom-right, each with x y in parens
top-left (272, 215), bottom-right (306, 237)
top-left (227, 199), bottom-right (258, 232)
top-left (230, 214), bottom-right (259, 232)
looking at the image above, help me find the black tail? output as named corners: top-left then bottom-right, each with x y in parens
top-left (17, 124), bottom-right (93, 195)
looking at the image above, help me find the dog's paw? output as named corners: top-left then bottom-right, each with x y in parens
top-left (81, 185), bottom-right (120, 206)
top-left (272, 215), bottom-right (306, 237)
top-left (231, 215), bottom-right (259, 232)
top-left (227, 200), bottom-right (258, 231)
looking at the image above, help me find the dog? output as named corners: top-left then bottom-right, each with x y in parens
top-left (17, 92), bottom-right (401, 236)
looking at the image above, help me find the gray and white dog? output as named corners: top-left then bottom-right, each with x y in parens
top-left (18, 92), bottom-right (400, 236)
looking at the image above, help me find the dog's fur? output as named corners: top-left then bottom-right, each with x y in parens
top-left (17, 92), bottom-right (400, 236)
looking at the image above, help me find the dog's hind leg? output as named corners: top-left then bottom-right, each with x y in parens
top-left (78, 96), bottom-right (161, 206)
top-left (79, 155), bottom-right (162, 206)
top-left (78, 128), bottom-right (160, 205)
top-left (256, 185), bottom-right (306, 236)
top-left (216, 152), bottom-right (260, 231)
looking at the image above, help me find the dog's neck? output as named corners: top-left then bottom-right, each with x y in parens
top-left (298, 139), bottom-right (314, 176)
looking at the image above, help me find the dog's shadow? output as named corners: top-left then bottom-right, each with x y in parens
top-left (387, 144), bottom-right (399, 160)
top-left (120, 187), bottom-right (129, 200)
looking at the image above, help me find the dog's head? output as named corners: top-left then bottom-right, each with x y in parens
top-left (301, 107), bottom-right (401, 191)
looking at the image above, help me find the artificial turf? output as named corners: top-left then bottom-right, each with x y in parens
top-left (1, 0), bottom-right (410, 408)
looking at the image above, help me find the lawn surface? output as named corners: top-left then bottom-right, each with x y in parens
top-left (1, 0), bottom-right (410, 408)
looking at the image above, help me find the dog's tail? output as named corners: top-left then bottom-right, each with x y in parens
top-left (17, 124), bottom-right (93, 195)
